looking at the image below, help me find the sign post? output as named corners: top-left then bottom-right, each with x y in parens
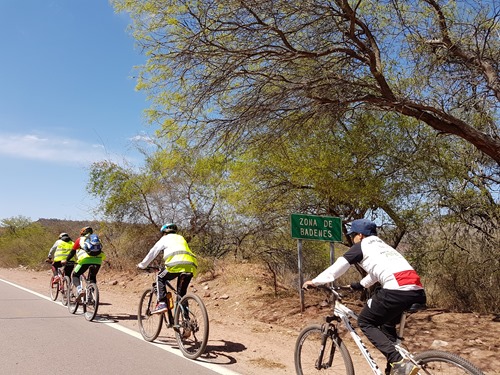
top-left (291, 213), bottom-right (342, 312)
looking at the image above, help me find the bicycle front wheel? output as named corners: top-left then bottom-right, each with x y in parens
top-left (61, 276), bottom-right (70, 306)
top-left (84, 283), bottom-right (99, 321)
top-left (174, 293), bottom-right (209, 359)
top-left (295, 324), bottom-right (354, 375)
top-left (414, 350), bottom-right (485, 374)
top-left (49, 276), bottom-right (59, 301)
top-left (138, 288), bottom-right (163, 342)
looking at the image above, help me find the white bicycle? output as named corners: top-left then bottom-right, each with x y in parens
top-left (295, 285), bottom-right (485, 375)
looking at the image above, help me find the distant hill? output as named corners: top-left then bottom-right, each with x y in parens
top-left (35, 218), bottom-right (102, 240)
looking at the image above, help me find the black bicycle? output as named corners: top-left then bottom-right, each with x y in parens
top-left (137, 266), bottom-right (209, 359)
top-left (67, 265), bottom-right (100, 322)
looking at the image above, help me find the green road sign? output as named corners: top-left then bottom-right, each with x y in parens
top-left (290, 213), bottom-right (342, 242)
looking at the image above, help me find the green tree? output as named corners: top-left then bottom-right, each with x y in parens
top-left (112, 0), bottom-right (500, 164)
top-left (87, 134), bottom-right (237, 256)
top-left (0, 217), bottom-right (51, 268)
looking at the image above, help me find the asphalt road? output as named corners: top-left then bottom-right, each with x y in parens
top-left (0, 278), bottom-right (239, 375)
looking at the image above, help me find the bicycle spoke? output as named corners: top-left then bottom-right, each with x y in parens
top-left (138, 288), bottom-right (162, 341)
top-left (67, 282), bottom-right (79, 314)
top-left (61, 277), bottom-right (70, 306)
top-left (415, 350), bottom-right (485, 375)
top-left (174, 294), bottom-right (209, 359)
top-left (84, 283), bottom-right (99, 321)
top-left (295, 325), bottom-right (354, 375)
top-left (49, 276), bottom-right (59, 301)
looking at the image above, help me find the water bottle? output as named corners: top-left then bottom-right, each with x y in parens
top-left (166, 292), bottom-right (174, 310)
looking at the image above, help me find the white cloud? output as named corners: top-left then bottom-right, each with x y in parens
top-left (0, 132), bottom-right (116, 165)
top-left (129, 133), bottom-right (155, 144)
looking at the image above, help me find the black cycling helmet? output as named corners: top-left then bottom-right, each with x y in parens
top-left (80, 226), bottom-right (93, 236)
top-left (160, 223), bottom-right (178, 234)
top-left (59, 232), bottom-right (71, 242)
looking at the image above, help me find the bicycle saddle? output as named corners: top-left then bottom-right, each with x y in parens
top-left (406, 303), bottom-right (427, 313)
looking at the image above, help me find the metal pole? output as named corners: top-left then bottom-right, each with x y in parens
top-left (298, 239), bottom-right (304, 312)
top-left (329, 242), bottom-right (336, 288)
top-left (329, 241), bottom-right (335, 265)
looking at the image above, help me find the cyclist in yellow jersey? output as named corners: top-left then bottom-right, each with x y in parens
top-left (62, 226), bottom-right (106, 298)
top-left (137, 223), bottom-right (197, 314)
top-left (46, 232), bottom-right (76, 278)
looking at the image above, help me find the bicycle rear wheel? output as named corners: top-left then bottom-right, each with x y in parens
top-left (138, 288), bottom-right (163, 342)
top-left (295, 324), bottom-right (354, 375)
top-left (414, 350), bottom-right (485, 374)
top-left (49, 276), bottom-right (59, 301)
top-left (61, 276), bottom-right (70, 306)
top-left (84, 283), bottom-right (99, 321)
top-left (173, 293), bottom-right (209, 359)
top-left (67, 281), bottom-right (79, 314)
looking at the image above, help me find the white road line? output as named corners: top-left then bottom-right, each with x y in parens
top-left (0, 277), bottom-right (241, 375)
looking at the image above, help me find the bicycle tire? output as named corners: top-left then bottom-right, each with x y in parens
top-left (49, 276), bottom-right (59, 301)
top-left (67, 281), bottom-right (79, 314)
top-left (61, 276), bottom-right (70, 306)
top-left (84, 283), bottom-right (99, 321)
top-left (138, 288), bottom-right (163, 342)
top-left (414, 349), bottom-right (485, 374)
top-left (295, 324), bottom-right (354, 375)
top-left (173, 293), bottom-right (209, 360)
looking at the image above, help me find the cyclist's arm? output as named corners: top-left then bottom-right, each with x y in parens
top-left (360, 273), bottom-right (376, 288)
top-left (310, 256), bottom-right (351, 286)
top-left (64, 249), bottom-right (77, 263)
top-left (137, 240), bottom-right (164, 269)
top-left (47, 241), bottom-right (58, 259)
top-left (306, 243), bottom-right (365, 287)
top-left (72, 237), bottom-right (81, 250)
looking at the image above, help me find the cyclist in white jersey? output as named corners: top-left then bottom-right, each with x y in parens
top-left (303, 219), bottom-right (426, 375)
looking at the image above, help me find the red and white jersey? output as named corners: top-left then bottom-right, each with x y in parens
top-left (312, 236), bottom-right (423, 291)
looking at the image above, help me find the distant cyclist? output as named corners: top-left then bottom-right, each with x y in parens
top-left (63, 226), bottom-right (106, 298)
top-left (303, 219), bottom-right (426, 375)
top-left (137, 223), bottom-right (197, 314)
top-left (46, 232), bottom-right (76, 278)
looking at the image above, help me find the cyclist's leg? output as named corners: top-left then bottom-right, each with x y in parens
top-left (63, 262), bottom-right (74, 277)
top-left (380, 315), bottom-right (400, 343)
top-left (87, 264), bottom-right (101, 284)
top-left (156, 267), bottom-right (170, 303)
top-left (176, 273), bottom-right (193, 320)
top-left (357, 289), bottom-right (410, 364)
top-left (52, 261), bottom-right (62, 276)
top-left (177, 273), bottom-right (193, 298)
top-left (72, 264), bottom-right (89, 291)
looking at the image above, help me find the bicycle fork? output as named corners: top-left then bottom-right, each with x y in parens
top-left (314, 322), bottom-right (337, 370)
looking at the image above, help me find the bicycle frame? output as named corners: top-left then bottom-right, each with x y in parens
top-left (322, 287), bottom-right (424, 375)
top-left (333, 300), bottom-right (386, 375)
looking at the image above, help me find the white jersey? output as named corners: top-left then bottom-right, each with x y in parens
top-left (312, 236), bottom-right (423, 291)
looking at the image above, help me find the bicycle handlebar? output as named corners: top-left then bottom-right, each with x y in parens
top-left (137, 265), bottom-right (162, 273)
top-left (303, 283), bottom-right (354, 301)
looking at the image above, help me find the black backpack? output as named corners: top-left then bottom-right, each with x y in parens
top-left (83, 234), bottom-right (103, 256)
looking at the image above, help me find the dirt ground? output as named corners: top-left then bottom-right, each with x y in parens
top-left (0, 263), bottom-right (498, 375)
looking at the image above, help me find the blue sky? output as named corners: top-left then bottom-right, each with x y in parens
top-left (0, 1), bottom-right (149, 222)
